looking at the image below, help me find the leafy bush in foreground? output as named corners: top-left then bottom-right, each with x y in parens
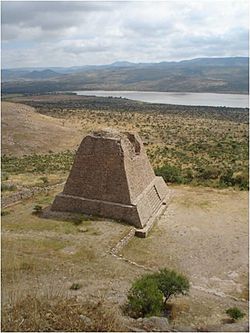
top-left (126, 269), bottom-right (189, 318)
top-left (127, 275), bottom-right (163, 318)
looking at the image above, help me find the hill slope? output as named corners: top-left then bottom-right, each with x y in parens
top-left (23, 69), bottom-right (62, 80)
top-left (2, 57), bottom-right (249, 94)
top-left (1, 102), bottom-right (82, 156)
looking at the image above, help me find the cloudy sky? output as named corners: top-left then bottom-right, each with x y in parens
top-left (2, 0), bottom-right (249, 68)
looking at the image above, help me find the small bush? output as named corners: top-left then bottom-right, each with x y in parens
top-left (197, 167), bottom-right (220, 180)
top-left (32, 205), bottom-right (43, 215)
top-left (70, 283), bottom-right (82, 290)
top-left (155, 165), bottom-right (184, 184)
top-left (219, 170), bottom-right (234, 187)
top-left (127, 275), bottom-right (163, 318)
top-left (40, 176), bottom-right (49, 185)
top-left (232, 171), bottom-right (249, 190)
top-left (126, 269), bottom-right (189, 318)
top-left (1, 183), bottom-right (17, 192)
top-left (226, 307), bottom-right (245, 321)
top-left (1, 172), bottom-right (9, 181)
top-left (72, 217), bottom-right (83, 226)
top-left (220, 170), bottom-right (249, 190)
top-left (1, 210), bottom-right (10, 216)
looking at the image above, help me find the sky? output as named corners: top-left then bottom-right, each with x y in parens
top-left (1, 0), bottom-right (249, 68)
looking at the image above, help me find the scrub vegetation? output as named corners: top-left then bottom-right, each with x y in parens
top-left (2, 94), bottom-right (248, 190)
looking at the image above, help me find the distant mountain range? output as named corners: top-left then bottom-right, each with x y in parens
top-left (2, 57), bottom-right (249, 94)
top-left (2, 68), bottom-right (64, 81)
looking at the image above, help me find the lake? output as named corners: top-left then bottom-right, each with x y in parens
top-left (74, 90), bottom-right (249, 108)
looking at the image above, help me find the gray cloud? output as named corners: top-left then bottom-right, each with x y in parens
top-left (1, 0), bottom-right (249, 68)
top-left (2, 1), bottom-right (113, 25)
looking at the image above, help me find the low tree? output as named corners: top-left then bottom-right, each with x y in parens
top-left (126, 269), bottom-right (189, 318)
top-left (127, 275), bottom-right (163, 318)
top-left (153, 269), bottom-right (190, 305)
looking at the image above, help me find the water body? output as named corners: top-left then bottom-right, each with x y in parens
top-left (74, 90), bottom-right (249, 108)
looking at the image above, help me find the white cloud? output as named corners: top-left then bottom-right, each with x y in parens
top-left (1, 0), bottom-right (249, 68)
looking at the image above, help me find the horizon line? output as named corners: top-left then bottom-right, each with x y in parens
top-left (2, 55), bottom-right (249, 70)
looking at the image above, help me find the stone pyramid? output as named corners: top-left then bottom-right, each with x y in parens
top-left (52, 129), bottom-right (169, 232)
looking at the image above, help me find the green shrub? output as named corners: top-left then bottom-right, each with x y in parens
top-left (32, 205), bottom-right (43, 215)
top-left (72, 217), bottom-right (83, 226)
top-left (220, 170), bottom-right (249, 190)
top-left (40, 176), bottom-right (49, 185)
top-left (226, 307), bottom-right (245, 321)
top-left (197, 167), bottom-right (220, 180)
top-left (126, 269), bottom-right (190, 318)
top-left (1, 172), bottom-right (9, 181)
top-left (219, 170), bottom-right (234, 187)
top-left (155, 165), bottom-right (184, 184)
top-left (70, 283), bottom-right (82, 290)
top-left (152, 269), bottom-right (190, 304)
top-left (232, 171), bottom-right (249, 190)
top-left (1, 183), bottom-right (17, 192)
top-left (183, 168), bottom-right (193, 183)
top-left (2, 151), bottom-right (74, 175)
top-left (1, 210), bottom-right (10, 216)
top-left (127, 275), bottom-right (163, 318)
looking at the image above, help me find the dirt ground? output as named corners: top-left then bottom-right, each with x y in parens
top-left (1, 185), bottom-right (248, 330)
top-left (122, 186), bottom-right (249, 328)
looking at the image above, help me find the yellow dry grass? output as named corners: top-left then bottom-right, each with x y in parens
top-left (1, 102), bottom-right (83, 156)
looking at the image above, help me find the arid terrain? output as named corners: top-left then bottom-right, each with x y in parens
top-left (1, 96), bottom-right (249, 331)
top-left (2, 96), bottom-right (248, 189)
top-left (1, 101), bottom-right (82, 156)
top-left (2, 186), bottom-right (248, 331)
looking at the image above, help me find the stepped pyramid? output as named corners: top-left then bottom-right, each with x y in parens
top-left (51, 129), bottom-right (169, 234)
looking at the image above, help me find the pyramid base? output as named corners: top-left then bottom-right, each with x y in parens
top-left (135, 195), bottom-right (170, 238)
top-left (51, 177), bottom-right (169, 230)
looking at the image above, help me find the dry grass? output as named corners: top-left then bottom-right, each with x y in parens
top-left (1, 204), bottom-right (130, 332)
top-left (166, 301), bottom-right (190, 321)
top-left (2, 295), bottom-right (125, 332)
top-left (3, 172), bottom-right (66, 189)
top-left (1, 187), bottom-right (248, 330)
top-left (1, 202), bottom-right (129, 332)
top-left (1, 101), bottom-right (82, 156)
top-left (2, 98), bottom-right (248, 189)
